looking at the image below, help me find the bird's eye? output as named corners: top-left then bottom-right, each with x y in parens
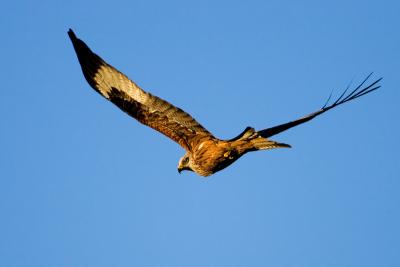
top-left (183, 157), bottom-right (189, 164)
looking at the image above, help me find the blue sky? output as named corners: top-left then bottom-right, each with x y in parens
top-left (1, 0), bottom-right (399, 266)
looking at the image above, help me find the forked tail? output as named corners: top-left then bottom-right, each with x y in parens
top-left (231, 127), bottom-right (291, 153)
top-left (250, 136), bottom-right (291, 150)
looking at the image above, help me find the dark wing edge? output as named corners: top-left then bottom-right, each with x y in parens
top-left (258, 73), bottom-right (382, 138)
top-left (68, 29), bottom-right (213, 151)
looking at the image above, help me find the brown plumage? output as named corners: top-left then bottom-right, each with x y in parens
top-left (68, 29), bottom-right (381, 177)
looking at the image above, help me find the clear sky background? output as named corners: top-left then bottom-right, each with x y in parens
top-left (1, 0), bottom-right (399, 266)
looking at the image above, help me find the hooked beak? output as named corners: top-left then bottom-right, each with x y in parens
top-left (178, 166), bottom-right (191, 174)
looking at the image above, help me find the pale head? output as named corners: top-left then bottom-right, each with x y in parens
top-left (177, 153), bottom-right (193, 174)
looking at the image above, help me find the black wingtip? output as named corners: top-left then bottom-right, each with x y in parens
top-left (67, 28), bottom-right (76, 40)
top-left (67, 29), bottom-right (84, 52)
top-left (67, 28), bottom-right (105, 90)
top-left (257, 73), bottom-right (382, 139)
top-left (321, 73), bottom-right (382, 112)
top-left (67, 29), bottom-right (93, 56)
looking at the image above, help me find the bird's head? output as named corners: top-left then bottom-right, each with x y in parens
top-left (177, 154), bottom-right (193, 174)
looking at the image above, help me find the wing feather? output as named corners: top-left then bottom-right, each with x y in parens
top-left (258, 74), bottom-right (382, 138)
top-left (68, 29), bottom-right (212, 151)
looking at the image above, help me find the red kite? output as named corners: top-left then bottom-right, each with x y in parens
top-left (68, 29), bottom-right (381, 177)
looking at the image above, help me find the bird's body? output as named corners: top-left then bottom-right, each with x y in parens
top-left (179, 128), bottom-right (290, 176)
top-left (68, 29), bottom-right (381, 177)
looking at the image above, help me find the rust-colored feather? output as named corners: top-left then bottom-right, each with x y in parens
top-left (68, 29), bottom-right (213, 151)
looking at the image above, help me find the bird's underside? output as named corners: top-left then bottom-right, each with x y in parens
top-left (68, 29), bottom-right (382, 177)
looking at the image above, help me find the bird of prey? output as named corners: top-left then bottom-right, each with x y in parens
top-left (68, 29), bottom-right (381, 177)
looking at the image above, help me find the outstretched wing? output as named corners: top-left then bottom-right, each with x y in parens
top-left (258, 74), bottom-right (382, 138)
top-left (68, 29), bottom-right (213, 151)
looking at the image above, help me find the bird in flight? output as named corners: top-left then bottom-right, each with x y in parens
top-left (68, 29), bottom-right (381, 177)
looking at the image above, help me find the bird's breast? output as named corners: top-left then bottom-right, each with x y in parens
top-left (191, 140), bottom-right (241, 175)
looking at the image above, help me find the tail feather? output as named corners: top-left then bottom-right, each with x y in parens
top-left (230, 126), bottom-right (291, 153)
top-left (251, 137), bottom-right (291, 150)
